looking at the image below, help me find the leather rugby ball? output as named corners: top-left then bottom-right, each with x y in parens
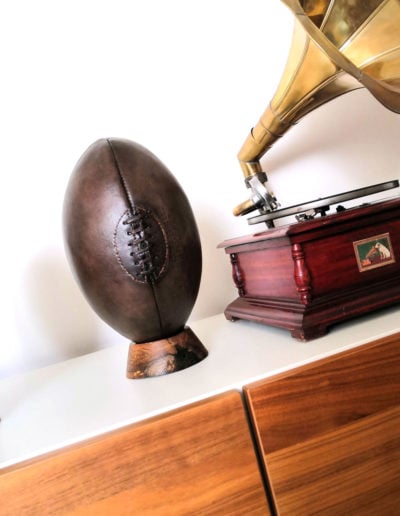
top-left (63, 138), bottom-right (207, 376)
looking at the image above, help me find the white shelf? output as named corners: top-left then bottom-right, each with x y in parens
top-left (1, 306), bottom-right (400, 469)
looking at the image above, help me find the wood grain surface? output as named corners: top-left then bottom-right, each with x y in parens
top-left (126, 326), bottom-right (208, 379)
top-left (267, 405), bottom-right (400, 515)
top-left (245, 332), bottom-right (400, 515)
top-left (221, 198), bottom-right (400, 340)
top-left (0, 391), bottom-right (269, 515)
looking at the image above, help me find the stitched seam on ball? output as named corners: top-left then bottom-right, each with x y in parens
top-left (125, 209), bottom-right (155, 281)
top-left (113, 209), bottom-right (169, 284)
top-left (107, 138), bottom-right (167, 336)
top-left (107, 138), bottom-right (155, 284)
top-left (107, 138), bottom-right (136, 209)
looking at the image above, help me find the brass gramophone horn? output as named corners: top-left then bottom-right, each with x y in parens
top-left (234, 0), bottom-right (400, 217)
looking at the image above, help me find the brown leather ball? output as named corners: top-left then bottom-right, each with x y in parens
top-left (63, 138), bottom-right (202, 344)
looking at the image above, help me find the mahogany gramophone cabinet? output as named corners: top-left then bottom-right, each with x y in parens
top-left (220, 1), bottom-right (400, 340)
top-left (220, 195), bottom-right (400, 340)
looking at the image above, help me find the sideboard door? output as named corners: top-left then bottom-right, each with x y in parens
top-left (1, 391), bottom-right (269, 515)
top-left (245, 333), bottom-right (400, 515)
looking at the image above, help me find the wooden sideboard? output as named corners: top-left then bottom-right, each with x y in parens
top-left (245, 332), bottom-right (400, 515)
top-left (1, 310), bottom-right (400, 514)
top-left (0, 391), bottom-right (269, 515)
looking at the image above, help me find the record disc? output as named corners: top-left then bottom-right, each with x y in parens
top-left (248, 180), bottom-right (399, 225)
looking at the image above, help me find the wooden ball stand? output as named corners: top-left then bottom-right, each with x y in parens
top-left (126, 327), bottom-right (208, 379)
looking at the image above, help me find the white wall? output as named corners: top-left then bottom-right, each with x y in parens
top-left (1, 1), bottom-right (399, 378)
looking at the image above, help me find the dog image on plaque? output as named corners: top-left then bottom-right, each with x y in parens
top-left (219, 0), bottom-right (400, 340)
top-left (354, 234), bottom-right (395, 272)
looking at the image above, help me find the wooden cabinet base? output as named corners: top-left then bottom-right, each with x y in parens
top-left (220, 198), bottom-right (400, 340)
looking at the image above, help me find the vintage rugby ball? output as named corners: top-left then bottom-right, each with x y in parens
top-left (63, 138), bottom-right (207, 377)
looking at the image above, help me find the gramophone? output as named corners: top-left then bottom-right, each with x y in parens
top-left (219, 0), bottom-right (400, 340)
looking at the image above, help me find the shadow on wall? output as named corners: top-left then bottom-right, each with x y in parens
top-left (191, 206), bottom-right (241, 322)
top-left (16, 248), bottom-right (119, 373)
top-left (258, 90), bottom-right (400, 212)
top-left (266, 91), bottom-right (400, 177)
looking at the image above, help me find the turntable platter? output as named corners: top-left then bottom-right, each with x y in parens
top-left (247, 180), bottom-right (400, 225)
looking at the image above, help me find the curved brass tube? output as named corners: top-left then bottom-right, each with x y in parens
top-left (234, 0), bottom-right (400, 217)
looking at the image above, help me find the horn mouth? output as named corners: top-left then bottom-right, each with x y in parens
top-left (283, 0), bottom-right (400, 113)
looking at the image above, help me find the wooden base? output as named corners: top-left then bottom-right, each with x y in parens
top-left (224, 281), bottom-right (400, 341)
top-left (126, 327), bottom-right (208, 379)
top-left (219, 197), bottom-right (400, 341)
